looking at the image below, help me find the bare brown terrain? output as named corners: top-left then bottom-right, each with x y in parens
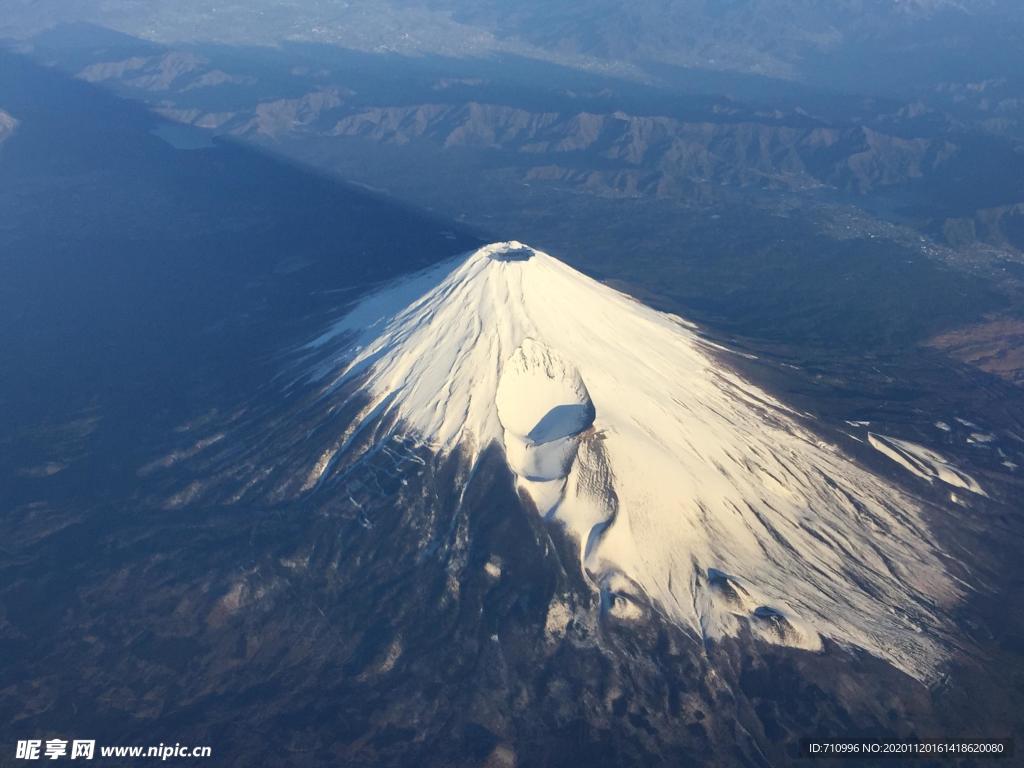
top-left (928, 316), bottom-right (1024, 385)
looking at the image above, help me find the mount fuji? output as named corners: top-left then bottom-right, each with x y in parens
top-left (298, 241), bottom-right (963, 681)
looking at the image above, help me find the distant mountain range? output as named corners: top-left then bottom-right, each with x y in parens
top-left (24, 31), bottom-right (1024, 258)
top-left (5, 0), bottom-right (1024, 91)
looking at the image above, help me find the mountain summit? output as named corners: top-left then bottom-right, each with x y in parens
top-left (305, 242), bottom-right (959, 679)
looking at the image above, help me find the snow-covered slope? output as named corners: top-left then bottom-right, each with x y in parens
top-left (868, 433), bottom-right (987, 496)
top-left (306, 242), bottom-right (961, 680)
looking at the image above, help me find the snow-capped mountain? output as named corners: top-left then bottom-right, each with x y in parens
top-left (303, 241), bottom-right (961, 680)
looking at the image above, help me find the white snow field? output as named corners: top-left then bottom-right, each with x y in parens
top-left (308, 242), bottom-right (963, 680)
top-left (868, 433), bottom-right (986, 496)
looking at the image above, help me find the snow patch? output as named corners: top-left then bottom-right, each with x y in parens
top-left (496, 339), bottom-right (594, 509)
top-left (868, 433), bottom-right (986, 496)
top-left (544, 598), bottom-right (573, 641)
